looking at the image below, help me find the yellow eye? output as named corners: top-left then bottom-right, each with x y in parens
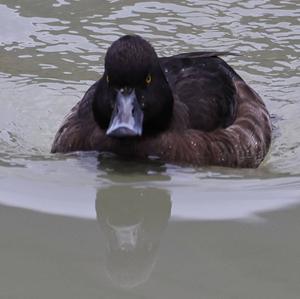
top-left (145, 74), bottom-right (152, 84)
top-left (106, 75), bottom-right (109, 83)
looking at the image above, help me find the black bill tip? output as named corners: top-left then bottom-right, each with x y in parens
top-left (107, 126), bottom-right (141, 138)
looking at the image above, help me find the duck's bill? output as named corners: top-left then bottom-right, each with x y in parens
top-left (106, 88), bottom-right (143, 138)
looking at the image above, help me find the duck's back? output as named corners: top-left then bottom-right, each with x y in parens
top-left (151, 52), bottom-right (271, 167)
top-left (160, 53), bottom-right (241, 131)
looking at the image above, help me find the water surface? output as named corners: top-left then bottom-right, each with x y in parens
top-left (0, 0), bottom-right (300, 298)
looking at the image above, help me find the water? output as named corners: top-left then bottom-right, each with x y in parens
top-left (0, 0), bottom-right (300, 298)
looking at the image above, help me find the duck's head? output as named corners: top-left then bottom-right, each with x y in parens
top-left (93, 35), bottom-right (174, 138)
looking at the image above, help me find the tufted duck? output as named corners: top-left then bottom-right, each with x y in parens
top-left (51, 35), bottom-right (271, 168)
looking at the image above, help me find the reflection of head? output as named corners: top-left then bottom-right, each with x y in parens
top-left (95, 186), bottom-right (171, 288)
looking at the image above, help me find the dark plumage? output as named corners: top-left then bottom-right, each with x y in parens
top-left (51, 35), bottom-right (271, 168)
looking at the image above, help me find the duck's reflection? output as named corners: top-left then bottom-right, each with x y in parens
top-left (95, 186), bottom-right (171, 288)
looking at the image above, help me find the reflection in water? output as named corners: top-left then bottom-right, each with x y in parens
top-left (95, 186), bottom-right (171, 288)
top-left (97, 153), bottom-right (171, 183)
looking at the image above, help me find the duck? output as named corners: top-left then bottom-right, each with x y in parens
top-left (51, 35), bottom-right (271, 168)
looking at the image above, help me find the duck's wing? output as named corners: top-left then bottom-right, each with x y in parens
top-left (159, 53), bottom-right (240, 132)
top-left (152, 53), bottom-right (271, 168)
top-left (160, 51), bottom-right (242, 84)
top-left (141, 77), bottom-right (271, 168)
top-left (51, 82), bottom-right (105, 153)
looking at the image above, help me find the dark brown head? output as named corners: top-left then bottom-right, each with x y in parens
top-left (92, 35), bottom-right (174, 137)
